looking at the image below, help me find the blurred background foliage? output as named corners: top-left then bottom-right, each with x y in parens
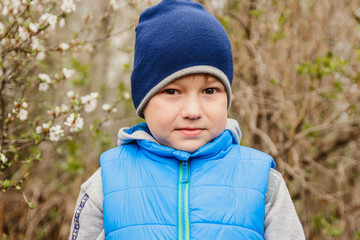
top-left (0, 0), bottom-right (359, 239)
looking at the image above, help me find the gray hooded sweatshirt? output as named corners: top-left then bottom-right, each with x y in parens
top-left (69, 119), bottom-right (305, 240)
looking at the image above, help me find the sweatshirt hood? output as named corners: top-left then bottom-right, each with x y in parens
top-left (117, 118), bottom-right (242, 147)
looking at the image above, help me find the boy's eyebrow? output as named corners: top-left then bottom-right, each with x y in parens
top-left (162, 75), bottom-right (222, 88)
top-left (161, 82), bottom-right (178, 88)
top-left (204, 75), bottom-right (222, 84)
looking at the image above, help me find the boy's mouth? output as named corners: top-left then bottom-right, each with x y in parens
top-left (176, 128), bottom-right (204, 137)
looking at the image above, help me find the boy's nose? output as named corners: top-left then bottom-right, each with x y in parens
top-left (181, 95), bottom-right (203, 120)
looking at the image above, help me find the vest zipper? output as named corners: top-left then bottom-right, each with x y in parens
top-left (178, 160), bottom-right (190, 240)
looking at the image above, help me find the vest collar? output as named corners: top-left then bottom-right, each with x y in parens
top-left (116, 119), bottom-right (241, 161)
top-left (117, 118), bottom-right (241, 146)
top-left (137, 130), bottom-right (233, 161)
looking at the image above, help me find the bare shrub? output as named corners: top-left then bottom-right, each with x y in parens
top-left (1, 0), bottom-right (359, 239)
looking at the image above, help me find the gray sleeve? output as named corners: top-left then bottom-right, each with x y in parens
top-left (264, 170), bottom-right (305, 240)
top-left (69, 168), bottom-right (105, 240)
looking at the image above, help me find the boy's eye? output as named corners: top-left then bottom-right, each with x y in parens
top-left (163, 89), bottom-right (179, 95)
top-left (203, 88), bottom-right (218, 94)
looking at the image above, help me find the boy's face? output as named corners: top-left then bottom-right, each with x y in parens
top-left (143, 74), bottom-right (228, 153)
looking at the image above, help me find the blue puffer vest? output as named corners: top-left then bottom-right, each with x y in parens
top-left (101, 127), bottom-right (276, 240)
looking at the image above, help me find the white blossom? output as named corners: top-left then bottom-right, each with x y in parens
top-left (74, 116), bottom-right (84, 131)
top-left (39, 82), bottom-right (49, 91)
top-left (64, 113), bottom-right (75, 127)
top-left (355, 8), bottom-right (360, 18)
top-left (64, 113), bottom-right (84, 132)
top-left (67, 90), bottom-right (75, 98)
top-left (10, 0), bottom-right (21, 11)
top-left (18, 26), bottom-right (29, 41)
top-left (62, 67), bottom-right (74, 79)
top-left (59, 42), bottom-right (70, 50)
top-left (0, 70), bottom-right (3, 77)
top-left (59, 18), bottom-right (65, 28)
top-left (61, 104), bottom-right (69, 112)
top-left (61, 0), bottom-right (76, 14)
top-left (102, 103), bottom-right (111, 111)
top-left (47, 14), bottom-right (57, 29)
top-left (36, 51), bottom-right (46, 60)
top-left (123, 92), bottom-right (131, 100)
top-left (2, 6), bottom-right (9, 16)
top-left (74, 104), bottom-right (81, 111)
top-left (84, 101), bottom-right (97, 113)
top-left (0, 153), bottom-right (7, 164)
top-left (19, 108), bottom-right (28, 120)
top-left (39, 14), bottom-right (47, 24)
top-left (90, 92), bottom-right (98, 99)
top-left (29, 22), bottom-right (38, 33)
top-left (22, 102), bottom-right (28, 108)
top-left (36, 122), bottom-right (50, 134)
top-left (35, 126), bottom-right (42, 134)
top-left (30, 0), bottom-right (39, 5)
top-left (39, 73), bottom-right (51, 83)
top-left (54, 106), bottom-right (61, 116)
top-left (42, 122), bottom-right (50, 129)
top-left (31, 36), bottom-right (40, 50)
top-left (53, 104), bottom-right (69, 116)
top-left (0, 22), bottom-right (4, 35)
top-left (81, 92), bottom-right (98, 113)
top-left (102, 103), bottom-right (117, 113)
top-left (17, 17), bottom-right (24, 24)
top-left (49, 125), bottom-right (64, 141)
top-left (39, 13), bottom-right (57, 29)
top-left (109, 0), bottom-right (120, 10)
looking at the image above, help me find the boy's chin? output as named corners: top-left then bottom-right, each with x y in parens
top-left (171, 141), bottom-right (208, 153)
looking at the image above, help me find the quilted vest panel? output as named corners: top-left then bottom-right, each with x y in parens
top-left (101, 132), bottom-right (275, 239)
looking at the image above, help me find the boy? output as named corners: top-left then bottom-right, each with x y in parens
top-left (69, 0), bottom-right (305, 239)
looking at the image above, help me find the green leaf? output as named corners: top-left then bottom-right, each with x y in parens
top-left (297, 54), bottom-right (348, 80)
top-left (70, 58), bottom-right (91, 86)
top-left (28, 201), bottom-right (37, 209)
top-left (249, 10), bottom-right (264, 18)
top-left (355, 230), bottom-right (360, 240)
top-left (271, 31), bottom-right (285, 42)
top-left (0, 179), bottom-right (13, 190)
top-left (270, 78), bottom-right (280, 85)
top-left (63, 157), bottom-right (84, 176)
top-left (123, 63), bottom-right (130, 70)
top-left (219, 16), bottom-right (230, 30)
top-left (356, 49), bottom-right (360, 61)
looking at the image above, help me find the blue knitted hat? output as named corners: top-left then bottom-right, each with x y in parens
top-left (131, 0), bottom-right (233, 118)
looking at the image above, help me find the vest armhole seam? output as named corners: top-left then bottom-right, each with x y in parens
top-left (265, 168), bottom-right (282, 205)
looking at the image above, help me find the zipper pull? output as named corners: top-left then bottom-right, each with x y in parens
top-left (182, 161), bottom-right (189, 183)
